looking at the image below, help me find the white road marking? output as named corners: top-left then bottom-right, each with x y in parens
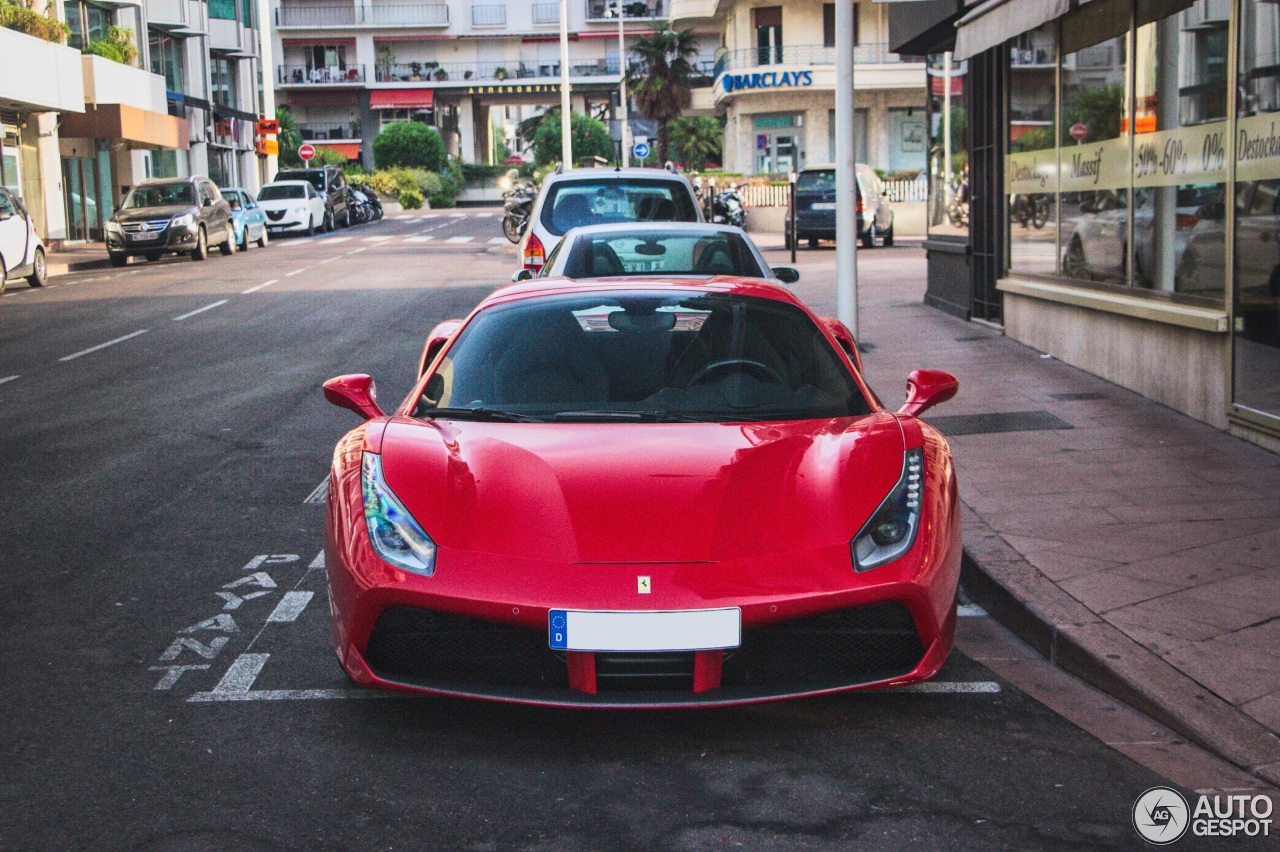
top-left (473, 213), bottom-right (495, 218)
top-left (405, 236), bottom-right (435, 243)
top-left (362, 235), bottom-right (393, 242)
top-left (173, 299), bottom-right (228, 321)
top-left (891, 681), bottom-right (1002, 694)
top-left (206, 652), bottom-right (269, 693)
top-left (316, 236), bottom-right (351, 244)
top-left (308, 550), bottom-right (325, 570)
top-left (0, 375), bottom-right (18, 385)
top-left (241, 279), bottom-right (278, 294)
top-left (318, 256), bottom-right (342, 264)
top-left (285, 268), bottom-right (307, 277)
top-left (957, 603), bottom-right (988, 618)
top-left (304, 479), bottom-right (329, 504)
top-left (189, 687), bottom-right (393, 702)
top-left (448, 213), bottom-right (466, 218)
top-left (150, 664), bottom-right (210, 690)
top-left (445, 236), bottom-right (474, 244)
top-left (266, 591), bottom-right (314, 623)
top-left (347, 247), bottom-right (366, 255)
top-left (58, 329), bottom-right (148, 362)
top-left (488, 237), bottom-right (509, 244)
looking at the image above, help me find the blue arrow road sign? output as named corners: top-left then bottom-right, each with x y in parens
top-left (633, 142), bottom-right (650, 160)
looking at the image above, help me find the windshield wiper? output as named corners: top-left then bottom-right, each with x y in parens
top-left (424, 406), bottom-right (543, 423)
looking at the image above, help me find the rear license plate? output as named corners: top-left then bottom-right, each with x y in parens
top-left (811, 202), bottom-right (836, 210)
top-left (548, 608), bottom-right (741, 652)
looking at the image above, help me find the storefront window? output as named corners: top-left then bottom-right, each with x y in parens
top-left (211, 56), bottom-right (238, 109)
top-left (1232, 0), bottom-right (1280, 416)
top-left (1058, 0), bottom-right (1130, 286)
top-left (1007, 24), bottom-right (1057, 275)
top-left (927, 53), bottom-right (967, 238)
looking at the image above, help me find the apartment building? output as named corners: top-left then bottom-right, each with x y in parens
top-left (0, 0), bottom-right (264, 245)
top-left (671, 0), bottom-right (928, 176)
top-left (270, 0), bottom-right (719, 166)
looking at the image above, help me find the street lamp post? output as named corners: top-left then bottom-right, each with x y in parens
top-left (835, 0), bottom-right (859, 338)
top-left (559, 0), bottom-right (573, 168)
top-left (618, 4), bottom-right (630, 167)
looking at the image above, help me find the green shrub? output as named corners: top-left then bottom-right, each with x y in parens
top-left (312, 146), bottom-right (353, 166)
top-left (532, 111), bottom-right (614, 167)
top-left (0, 0), bottom-right (70, 42)
top-left (84, 25), bottom-right (137, 64)
top-left (428, 158), bottom-right (463, 208)
top-left (276, 105), bottom-right (304, 168)
top-left (372, 122), bottom-right (446, 171)
top-left (398, 188), bottom-right (424, 210)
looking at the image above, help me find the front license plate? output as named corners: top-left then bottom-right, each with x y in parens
top-left (811, 202), bottom-right (836, 210)
top-left (548, 608), bottom-right (741, 652)
top-left (127, 233), bottom-right (155, 242)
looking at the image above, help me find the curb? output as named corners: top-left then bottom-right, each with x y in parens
top-left (48, 256), bottom-right (112, 277)
top-left (958, 501), bottom-right (1280, 788)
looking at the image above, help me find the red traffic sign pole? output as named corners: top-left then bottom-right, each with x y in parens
top-left (299, 143), bottom-right (316, 162)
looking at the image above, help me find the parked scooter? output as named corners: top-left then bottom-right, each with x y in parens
top-left (501, 170), bottom-right (537, 243)
top-left (709, 184), bottom-right (746, 228)
top-left (1010, 192), bottom-right (1049, 229)
top-left (350, 183), bottom-right (383, 221)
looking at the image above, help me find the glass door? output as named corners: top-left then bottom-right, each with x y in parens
top-left (752, 116), bottom-right (801, 174)
top-left (1, 144), bottom-right (19, 195)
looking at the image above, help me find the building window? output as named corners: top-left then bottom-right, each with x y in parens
top-left (1007, 23), bottom-right (1056, 275)
top-left (148, 31), bottom-right (185, 94)
top-left (209, 0), bottom-right (237, 21)
top-left (754, 6), bottom-right (782, 66)
top-left (65, 0), bottom-right (114, 52)
top-left (822, 4), bottom-right (856, 49)
top-left (211, 55), bottom-right (238, 109)
top-left (927, 53), bottom-right (968, 238)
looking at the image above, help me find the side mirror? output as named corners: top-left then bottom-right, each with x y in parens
top-left (772, 266), bottom-right (800, 284)
top-left (418, 319), bottom-right (463, 377)
top-left (323, 374), bottom-right (385, 420)
top-left (511, 269), bottom-right (535, 283)
top-left (820, 317), bottom-right (863, 374)
top-left (898, 369), bottom-right (958, 418)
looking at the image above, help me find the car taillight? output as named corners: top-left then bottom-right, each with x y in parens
top-left (856, 195), bottom-right (865, 215)
top-left (523, 232), bottom-right (545, 270)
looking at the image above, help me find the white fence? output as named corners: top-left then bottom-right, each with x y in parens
top-left (730, 179), bottom-right (928, 207)
top-left (883, 179), bottom-right (929, 202)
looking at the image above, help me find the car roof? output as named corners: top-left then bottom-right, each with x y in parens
top-left (261, 180), bottom-right (313, 188)
top-left (564, 222), bottom-right (748, 238)
top-left (487, 276), bottom-right (800, 307)
top-left (544, 167), bottom-right (692, 184)
top-left (137, 177), bottom-right (198, 185)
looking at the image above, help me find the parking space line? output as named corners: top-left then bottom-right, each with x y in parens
top-left (473, 213), bottom-right (494, 218)
top-left (346, 248), bottom-right (366, 255)
top-left (0, 375), bottom-right (19, 385)
top-left (173, 299), bottom-right (228, 321)
top-left (189, 686), bottom-right (393, 702)
top-left (285, 268), bottom-right (307, 277)
top-left (318, 256), bottom-right (342, 264)
top-left (266, 591), bottom-right (313, 623)
top-left (59, 329), bottom-right (148, 362)
top-left (316, 236), bottom-right (351, 244)
top-left (242, 279), bottom-right (278, 294)
top-left (303, 479), bottom-right (329, 504)
top-left (362, 236), bottom-right (394, 242)
top-left (891, 681), bottom-right (1001, 694)
top-left (445, 236), bottom-right (474, 244)
top-left (488, 237), bottom-right (508, 245)
top-left (405, 236), bottom-right (435, 243)
top-left (957, 603), bottom-right (988, 617)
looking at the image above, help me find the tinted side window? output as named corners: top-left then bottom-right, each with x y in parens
top-left (0, 191), bottom-right (14, 216)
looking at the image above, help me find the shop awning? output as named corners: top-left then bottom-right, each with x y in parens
top-left (368, 89), bottom-right (434, 110)
top-left (317, 142), bottom-right (361, 159)
top-left (61, 104), bottom-right (189, 150)
top-left (953, 0), bottom-right (1068, 61)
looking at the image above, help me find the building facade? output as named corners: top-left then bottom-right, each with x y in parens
top-left (270, 0), bottom-right (720, 167)
top-left (891, 0), bottom-right (1280, 451)
top-left (672, 0), bottom-right (928, 177)
top-left (0, 0), bottom-right (266, 246)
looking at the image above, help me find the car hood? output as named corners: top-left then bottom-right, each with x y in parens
top-left (112, 205), bottom-right (196, 223)
top-left (379, 413), bottom-right (905, 563)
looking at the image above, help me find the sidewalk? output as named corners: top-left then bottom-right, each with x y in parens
top-left (768, 239), bottom-right (1280, 787)
top-left (46, 242), bottom-right (112, 276)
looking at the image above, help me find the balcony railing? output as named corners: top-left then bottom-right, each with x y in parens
top-left (532, 3), bottom-right (558, 24)
top-left (471, 3), bottom-right (505, 26)
top-left (275, 3), bottom-right (449, 27)
top-left (585, 0), bottom-right (665, 21)
top-left (278, 64), bottom-right (366, 84)
top-left (299, 121), bottom-right (362, 140)
top-left (712, 43), bottom-right (923, 77)
top-left (375, 58), bottom-right (623, 83)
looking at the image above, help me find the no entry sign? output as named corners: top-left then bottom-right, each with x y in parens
top-left (299, 143), bottom-right (316, 162)
top-left (1069, 123), bottom-right (1088, 141)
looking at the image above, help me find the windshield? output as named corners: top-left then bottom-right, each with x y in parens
top-left (276, 170), bottom-right (325, 192)
top-left (540, 179), bottom-right (699, 236)
top-left (561, 231), bottom-right (767, 278)
top-left (414, 291), bottom-right (871, 423)
top-left (259, 185), bottom-right (306, 201)
top-left (123, 183), bottom-right (195, 209)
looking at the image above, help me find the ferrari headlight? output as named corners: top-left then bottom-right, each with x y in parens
top-left (361, 452), bottom-right (436, 575)
top-left (851, 448), bottom-right (923, 572)
top-left (170, 213), bottom-right (194, 228)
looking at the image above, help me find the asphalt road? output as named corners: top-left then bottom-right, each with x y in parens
top-left (0, 212), bottom-right (1196, 850)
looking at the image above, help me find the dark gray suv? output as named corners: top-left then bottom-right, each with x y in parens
top-left (104, 177), bottom-right (235, 266)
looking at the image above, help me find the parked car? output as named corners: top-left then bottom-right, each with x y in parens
top-left (220, 188), bottom-right (269, 251)
top-left (787, 163), bottom-right (895, 249)
top-left (104, 177), bottom-right (234, 266)
top-left (0, 187), bottom-right (47, 292)
top-left (257, 181), bottom-right (328, 237)
top-left (321, 276), bottom-right (960, 706)
top-left (523, 222), bottom-right (797, 284)
top-left (519, 165), bottom-right (703, 273)
top-left (273, 165), bottom-right (350, 230)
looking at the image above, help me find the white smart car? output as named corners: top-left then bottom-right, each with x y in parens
top-left (0, 187), bottom-right (47, 293)
top-left (257, 180), bottom-right (328, 237)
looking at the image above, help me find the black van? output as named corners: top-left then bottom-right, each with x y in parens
top-left (787, 163), bottom-right (895, 249)
top-left (273, 165), bottom-right (350, 230)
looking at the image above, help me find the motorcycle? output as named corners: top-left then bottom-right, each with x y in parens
top-left (1010, 192), bottom-right (1049, 229)
top-left (501, 172), bottom-right (537, 243)
top-left (350, 183), bottom-right (383, 221)
top-left (709, 184), bottom-right (746, 228)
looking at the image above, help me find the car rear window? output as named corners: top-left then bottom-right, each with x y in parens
top-left (562, 231), bottom-right (766, 279)
top-left (259, 185), bottom-right (306, 200)
top-left (540, 178), bottom-right (698, 236)
top-left (796, 170), bottom-right (835, 192)
top-left (276, 170), bottom-right (326, 193)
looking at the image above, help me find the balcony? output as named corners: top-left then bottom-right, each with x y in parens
top-left (531, 3), bottom-right (558, 24)
top-left (712, 43), bottom-right (923, 77)
top-left (0, 26), bottom-right (85, 112)
top-left (471, 3), bottom-right (505, 26)
top-left (278, 64), bottom-right (367, 85)
top-left (585, 0), bottom-right (666, 21)
top-left (299, 121), bottom-right (361, 141)
top-left (374, 58), bottom-right (622, 83)
top-left (274, 3), bottom-right (449, 28)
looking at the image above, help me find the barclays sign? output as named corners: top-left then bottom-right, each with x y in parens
top-left (721, 69), bottom-right (814, 94)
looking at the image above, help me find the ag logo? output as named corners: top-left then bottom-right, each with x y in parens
top-left (1133, 786), bottom-right (1190, 845)
top-left (637, 576), bottom-right (651, 594)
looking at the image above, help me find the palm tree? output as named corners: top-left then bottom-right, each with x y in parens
top-left (628, 23), bottom-right (699, 163)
